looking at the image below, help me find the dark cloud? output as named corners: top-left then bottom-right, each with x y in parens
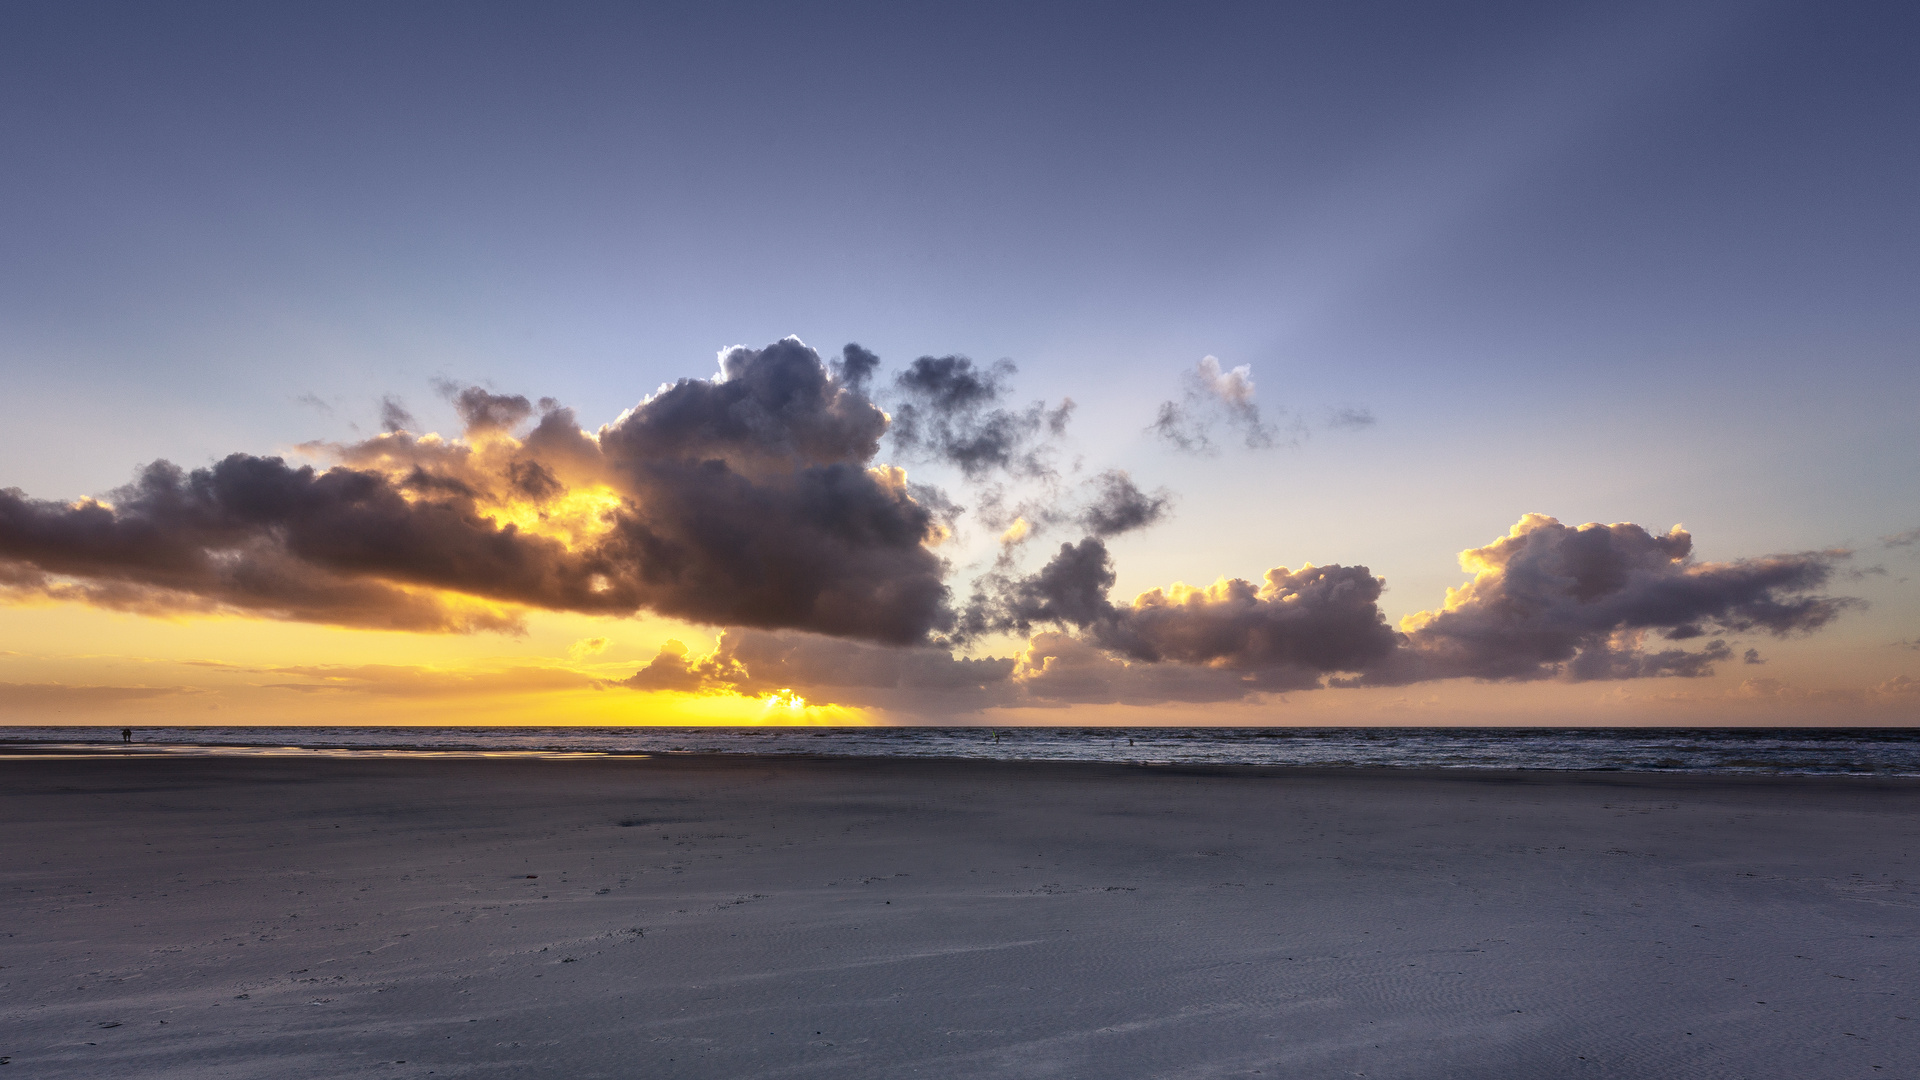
top-left (888, 354), bottom-right (1074, 479)
top-left (600, 338), bottom-right (887, 475)
top-left (908, 482), bottom-right (966, 542)
top-left (1744, 647), bottom-right (1765, 664)
top-left (968, 536), bottom-right (1401, 691)
top-left (832, 342), bottom-right (881, 395)
top-left (505, 459), bottom-right (561, 500)
top-left (1327, 407), bottom-right (1376, 430)
top-left (0, 331), bottom-right (1862, 707)
top-left (993, 537), bottom-right (1119, 632)
top-left (451, 387), bottom-right (535, 434)
top-left (0, 338), bottom-right (952, 643)
top-left (1151, 356), bottom-right (1280, 453)
top-left (1379, 515), bottom-right (1856, 684)
top-left (962, 470), bottom-right (1170, 565)
top-left (1149, 402), bottom-right (1200, 452)
top-left (1098, 562), bottom-right (1403, 689)
top-left (1076, 471), bottom-right (1171, 538)
top-left (937, 514), bottom-right (1858, 707)
top-left (594, 453), bottom-right (948, 642)
top-left (380, 395), bottom-right (416, 434)
top-left (898, 355), bottom-right (1007, 413)
top-left (0, 456), bottom-right (542, 632)
top-left (591, 340), bottom-right (947, 641)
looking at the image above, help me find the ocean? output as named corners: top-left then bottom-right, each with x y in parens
top-left (4, 725), bottom-right (1919, 775)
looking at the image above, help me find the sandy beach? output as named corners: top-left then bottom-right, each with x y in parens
top-left (3, 753), bottom-right (1917, 1078)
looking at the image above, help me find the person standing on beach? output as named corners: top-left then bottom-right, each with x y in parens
top-left (121, 728), bottom-right (131, 743)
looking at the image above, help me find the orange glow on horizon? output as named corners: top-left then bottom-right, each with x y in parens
top-left (0, 602), bottom-right (876, 727)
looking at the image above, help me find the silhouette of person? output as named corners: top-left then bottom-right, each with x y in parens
top-left (121, 728), bottom-right (131, 744)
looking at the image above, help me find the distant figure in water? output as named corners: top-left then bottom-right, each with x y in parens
top-left (121, 728), bottom-right (131, 744)
top-left (1129, 738), bottom-right (1134, 746)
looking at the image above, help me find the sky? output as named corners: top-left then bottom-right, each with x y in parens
top-left (1, 0), bottom-right (1916, 727)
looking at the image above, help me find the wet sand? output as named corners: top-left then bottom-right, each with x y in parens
top-left (3, 753), bottom-right (1917, 1078)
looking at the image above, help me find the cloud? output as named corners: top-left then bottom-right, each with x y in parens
top-left (1882, 527), bottom-right (1920, 549)
top-left (1726, 673), bottom-right (1920, 707)
top-left (450, 387), bottom-right (536, 434)
top-left (989, 538), bottom-right (1403, 691)
top-left (1075, 471), bottom-right (1172, 538)
top-left (621, 616), bottom-right (1337, 713)
top-left (0, 332), bottom-right (1865, 713)
top-left (927, 514), bottom-right (1859, 711)
top-left (1879, 674), bottom-right (1920, 700)
top-left (260, 663), bottom-right (596, 697)
top-left (966, 470), bottom-right (1170, 568)
top-left (0, 681), bottom-right (203, 706)
top-left (626, 629), bottom-right (1017, 714)
top-left (380, 396), bottom-right (417, 434)
top-left (1151, 356), bottom-right (1280, 453)
top-left (1382, 515), bottom-right (1855, 684)
top-left (1102, 564), bottom-right (1404, 689)
top-left (568, 636), bottom-right (610, 660)
top-left (0, 338), bottom-right (952, 643)
top-left (617, 513), bottom-right (1861, 715)
top-left (625, 639), bottom-right (706, 692)
top-left (1327, 407), bottom-right (1376, 430)
top-left (0, 508), bottom-right (524, 633)
top-left (950, 535), bottom-right (1401, 695)
top-left (602, 338), bottom-right (889, 474)
top-left (832, 343), bottom-right (881, 395)
top-left (986, 537), bottom-right (1121, 633)
top-left (1009, 630), bottom-right (1291, 705)
top-left (592, 342), bottom-right (948, 641)
top-left (887, 354), bottom-right (1074, 479)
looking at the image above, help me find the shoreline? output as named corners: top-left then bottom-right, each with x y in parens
top-left (6, 739), bottom-right (1920, 786)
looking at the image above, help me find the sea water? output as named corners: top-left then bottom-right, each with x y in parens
top-left (4, 725), bottom-right (1919, 775)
